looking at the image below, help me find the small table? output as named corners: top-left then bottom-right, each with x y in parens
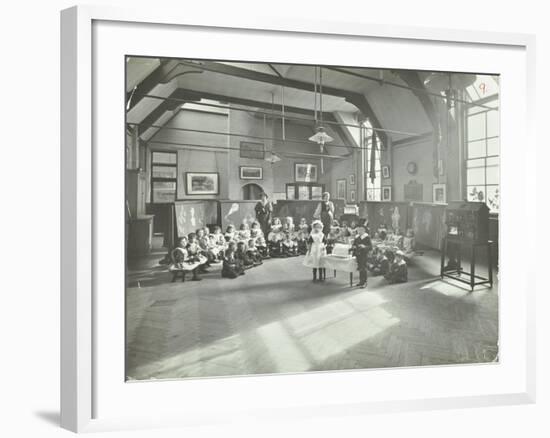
top-left (321, 255), bottom-right (358, 287)
top-left (440, 237), bottom-right (494, 291)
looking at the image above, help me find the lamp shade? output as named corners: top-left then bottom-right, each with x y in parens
top-left (308, 126), bottom-right (334, 145)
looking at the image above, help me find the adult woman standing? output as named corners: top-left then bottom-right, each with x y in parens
top-left (254, 192), bottom-right (273, 237)
top-left (313, 192), bottom-right (335, 236)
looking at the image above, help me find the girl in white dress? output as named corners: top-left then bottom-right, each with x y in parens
top-left (303, 220), bottom-right (327, 282)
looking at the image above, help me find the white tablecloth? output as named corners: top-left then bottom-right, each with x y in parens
top-left (322, 255), bottom-right (358, 272)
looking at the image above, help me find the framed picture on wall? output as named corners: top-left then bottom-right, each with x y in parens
top-left (295, 163), bottom-right (318, 182)
top-left (433, 183), bottom-right (447, 204)
top-left (350, 190), bottom-right (356, 202)
top-left (337, 179), bottom-right (346, 199)
top-left (382, 165), bottom-right (391, 179)
top-left (239, 166), bottom-right (263, 180)
top-left (382, 186), bottom-right (392, 201)
top-left (349, 174), bottom-right (355, 185)
top-left (239, 141), bottom-right (265, 159)
top-left (185, 172), bottom-right (219, 195)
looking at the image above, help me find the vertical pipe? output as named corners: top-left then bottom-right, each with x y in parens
top-left (281, 85), bottom-right (286, 140)
top-left (457, 89), bottom-right (464, 199)
top-left (319, 67), bottom-right (323, 125)
top-left (313, 66), bottom-right (318, 124)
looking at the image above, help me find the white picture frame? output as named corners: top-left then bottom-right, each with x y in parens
top-left (239, 166), bottom-right (263, 180)
top-left (433, 183), bottom-right (447, 204)
top-left (382, 186), bottom-right (392, 201)
top-left (61, 5), bottom-right (536, 433)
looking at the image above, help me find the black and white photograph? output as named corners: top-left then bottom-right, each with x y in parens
top-left (295, 163), bottom-right (318, 182)
top-left (125, 57), bottom-right (500, 382)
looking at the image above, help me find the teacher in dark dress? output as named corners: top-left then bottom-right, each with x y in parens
top-left (255, 192), bottom-right (273, 237)
top-left (313, 192), bottom-right (335, 236)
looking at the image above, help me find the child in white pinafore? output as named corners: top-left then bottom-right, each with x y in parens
top-left (303, 220), bottom-right (327, 282)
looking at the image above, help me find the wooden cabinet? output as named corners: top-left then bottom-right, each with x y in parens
top-left (127, 215), bottom-right (154, 256)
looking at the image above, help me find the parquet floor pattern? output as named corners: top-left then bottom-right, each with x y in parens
top-left (126, 251), bottom-right (498, 380)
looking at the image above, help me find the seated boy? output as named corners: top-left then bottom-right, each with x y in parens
top-left (221, 242), bottom-right (245, 279)
top-left (246, 238), bottom-right (263, 266)
top-left (385, 250), bottom-right (408, 283)
top-left (267, 226), bottom-right (284, 257)
top-left (370, 249), bottom-right (390, 276)
top-left (282, 232), bottom-right (299, 257)
top-left (256, 236), bottom-right (270, 259)
top-left (168, 236), bottom-right (203, 281)
top-left (236, 240), bottom-right (255, 269)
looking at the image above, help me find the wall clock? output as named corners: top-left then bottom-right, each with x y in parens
top-left (407, 161), bottom-right (417, 175)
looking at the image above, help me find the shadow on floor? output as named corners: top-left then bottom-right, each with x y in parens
top-left (34, 410), bottom-right (59, 427)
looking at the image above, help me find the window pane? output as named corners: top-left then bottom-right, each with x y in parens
top-left (486, 156), bottom-right (500, 166)
top-left (486, 165), bottom-right (499, 184)
top-left (468, 140), bottom-right (486, 159)
top-left (286, 186), bottom-right (295, 200)
top-left (152, 181), bottom-right (176, 203)
top-left (467, 167), bottom-right (485, 185)
top-left (486, 185), bottom-right (500, 213)
top-left (467, 186), bottom-right (486, 202)
top-left (298, 185), bottom-right (309, 200)
top-left (487, 110), bottom-right (499, 138)
top-left (467, 158), bottom-right (485, 168)
top-left (152, 165), bottom-right (177, 179)
top-left (487, 138), bottom-right (499, 156)
top-left (152, 151), bottom-right (176, 164)
top-left (467, 113), bottom-right (486, 141)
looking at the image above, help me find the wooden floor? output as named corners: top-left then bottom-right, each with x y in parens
top-left (126, 249), bottom-right (498, 381)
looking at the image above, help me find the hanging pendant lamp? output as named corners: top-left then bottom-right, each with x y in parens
top-left (308, 66), bottom-right (333, 153)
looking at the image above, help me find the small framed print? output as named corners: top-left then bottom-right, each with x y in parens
top-left (350, 189), bottom-right (356, 202)
top-left (382, 186), bottom-right (392, 201)
top-left (382, 165), bottom-right (391, 179)
top-left (336, 179), bottom-right (346, 199)
top-left (185, 172), bottom-right (219, 195)
top-left (239, 166), bottom-right (263, 180)
top-left (295, 163), bottom-right (318, 182)
top-left (349, 174), bottom-right (355, 185)
top-left (433, 183), bottom-right (447, 204)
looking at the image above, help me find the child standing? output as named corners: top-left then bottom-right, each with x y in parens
top-left (402, 228), bottom-right (416, 258)
top-left (351, 225), bottom-right (372, 288)
top-left (303, 220), bottom-right (327, 282)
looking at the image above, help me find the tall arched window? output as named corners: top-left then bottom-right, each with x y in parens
top-left (465, 75), bottom-right (499, 213)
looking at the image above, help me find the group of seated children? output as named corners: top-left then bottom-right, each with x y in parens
top-left (266, 216), bottom-right (310, 257)
top-left (328, 219), bottom-right (368, 250)
top-left (372, 224), bottom-right (416, 259)
top-left (367, 247), bottom-right (408, 283)
top-left (168, 217), bottom-right (412, 284)
top-left (169, 223), bottom-right (267, 281)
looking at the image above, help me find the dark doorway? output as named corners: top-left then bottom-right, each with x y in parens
top-left (242, 183), bottom-right (264, 200)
